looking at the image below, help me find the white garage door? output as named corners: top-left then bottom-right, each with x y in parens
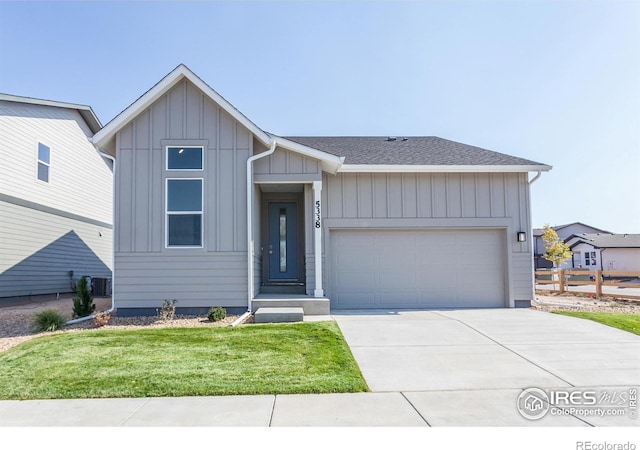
top-left (330, 229), bottom-right (506, 309)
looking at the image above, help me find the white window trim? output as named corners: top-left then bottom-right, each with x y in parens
top-left (165, 145), bottom-right (204, 171)
top-left (165, 177), bottom-right (204, 249)
top-left (36, 141), bottom-right (51, 184)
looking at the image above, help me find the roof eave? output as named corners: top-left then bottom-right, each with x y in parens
top-left (338, 164), bottom-right (553, 173)
top-left (0, 93), bottom-right (102, 134)
top-left (91, 64), bottom-right (272, 149)
top-left (273, 136), bottom-right (345, 174)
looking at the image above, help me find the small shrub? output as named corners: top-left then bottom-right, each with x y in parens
top-left (157, 299), bottom-right (177, 321)
top-left (72, 276), bottom-right (95, 319)
top-left (93, 312), bottom-right (111, 328)
top-left (207, 306), bottom-right (226, 322)
top-left (32, 309), bottom-right (66, 332)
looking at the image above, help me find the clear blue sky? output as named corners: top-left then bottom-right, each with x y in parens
top-left (1, 0), bottom-right (638, 233)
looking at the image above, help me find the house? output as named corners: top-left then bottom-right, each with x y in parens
top-left (91, 64), bottom-right (551, 316)
top-left (0, 94), bottom-right (113, 299)
top-left (565, 233), bottom-right (640, 272)
top-left (533, 222), bottom-right (611, 269)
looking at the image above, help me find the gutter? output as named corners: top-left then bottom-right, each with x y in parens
top-left (66, 150), bottom-right (117, 325)
top-left (246, 140), bottom-right (277, 314)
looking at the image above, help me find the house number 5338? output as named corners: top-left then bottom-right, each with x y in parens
top-left (315, 200), bottom-right (321, 228)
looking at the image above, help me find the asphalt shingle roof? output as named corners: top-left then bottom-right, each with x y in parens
top-left (283, 136), bottom-right (546, 166)
top-left (569, 233), bottom-right (640, 249)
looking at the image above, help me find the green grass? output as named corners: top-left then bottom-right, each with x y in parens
top-left (0, 322), bottom-right (368, 400)
top-left (552, 311), bottom-right (640, 336)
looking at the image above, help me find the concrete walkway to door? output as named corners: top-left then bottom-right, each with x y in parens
top-left (332, 308), bottom-right (640, 426)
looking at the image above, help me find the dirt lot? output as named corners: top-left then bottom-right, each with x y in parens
top-left (1, 291), bottom-right (638, 353)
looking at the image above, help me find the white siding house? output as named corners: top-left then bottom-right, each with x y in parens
top-left (92, 65), bottom-right (551, 315)
top-left (566, 233), bottom-right (640, 272)
top-left (0, 94), bottom-right (113, 299)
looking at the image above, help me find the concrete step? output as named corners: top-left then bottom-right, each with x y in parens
top-left (252, 296), bottom-right (330, 315)
top-left (254, 307), bottom-right (304, 324)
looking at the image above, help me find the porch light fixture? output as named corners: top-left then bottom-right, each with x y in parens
top-left (516, 231), bottom-right (526, 242)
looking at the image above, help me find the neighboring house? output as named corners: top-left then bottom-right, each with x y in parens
top-left (91, 64), bottom-right (551, 315)
top-left (0, 94), bottom-right (113, 299)
top-left (532, 222), bottom-right (611, 269)
top-left (565, 233), bottom-right (640, 272)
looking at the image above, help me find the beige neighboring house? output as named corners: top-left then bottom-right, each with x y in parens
top-left (91, 64), bottom-right (551, 316)
top-left (0, 94), bottom-right (113, 299)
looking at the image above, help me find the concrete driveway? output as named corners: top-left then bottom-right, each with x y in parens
top-left (333, 308), bottom-right (640, 426)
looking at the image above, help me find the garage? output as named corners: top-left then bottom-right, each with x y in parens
top-left (330, 229), bottom-right (506, 309)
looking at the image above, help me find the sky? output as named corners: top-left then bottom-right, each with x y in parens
top-left (1, 0), bottom-right (639, 233)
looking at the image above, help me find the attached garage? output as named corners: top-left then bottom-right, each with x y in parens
top-left (330, 228), bottom-right (507, 309)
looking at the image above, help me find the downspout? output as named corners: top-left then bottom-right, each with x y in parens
top-left (245, 140), bottom-right (277, 314)
top-left (66, 150), bottom-right (116, 325)
top-left (528, 170), bottom-right (542, 185)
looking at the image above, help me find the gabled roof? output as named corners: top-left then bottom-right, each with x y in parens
top-left (91, 64), bottom-right (551, 174)
top-left (285, 136), bottom-right (551, 172)
top-left (533, 222), bottom-right (612, 237)
top-left (0, 93), bottom-right (102, 134)
top-left (92, 64), bottom-right (272, 153)
top-left (567, 233), bottom-right (640, 249)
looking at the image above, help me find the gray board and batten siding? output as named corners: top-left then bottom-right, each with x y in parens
top-left (311, 171), bottom-right (535, 307)
top-left (114, 79), bottom-right (252, 310)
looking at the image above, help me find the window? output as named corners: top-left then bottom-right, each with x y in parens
top-left (585, 251), bottom-right (596, 266)
top-left (166, 146), bottom-right (203, 170)
top-left (166, 179), bottom-right (203, 247)
top-left (37, 143), bottom-right (50, 182)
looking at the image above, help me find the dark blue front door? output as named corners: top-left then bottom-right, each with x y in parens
top-left (268, 202), bottom-right (298, 280)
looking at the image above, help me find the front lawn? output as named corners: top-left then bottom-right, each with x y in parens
top-left (552, 311), bottom-right (640, 336)
top-left (0, 322), bottom-right (368, 400)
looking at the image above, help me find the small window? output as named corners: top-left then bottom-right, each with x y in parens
top-left (166, 179), bottom-right (203, 247)
top-left (37, 143), bottom-right (50, 182)
top-left (167, 146), bottom-right (203, 170)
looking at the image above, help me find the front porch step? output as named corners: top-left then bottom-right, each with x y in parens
top-left (260, 285), bottom-right (306, 295)
top-left (253, 295), bottom-right (330, 315)
top-left (254, 307), bottom-right (304, 324)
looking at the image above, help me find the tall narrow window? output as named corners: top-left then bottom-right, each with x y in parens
top-left (37, 143), bottom-right (50, 183)
top-left (166, 179), bottom-right (203, 247)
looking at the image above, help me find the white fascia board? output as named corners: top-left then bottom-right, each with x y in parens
top-left (338, 164), bottom-right (553, 173)
top-left (92, 64), bottom-right (272, 148)
top-left (273, 136), bottom-right (345, 174)
top-left (0, 93), bottom-right (102, 133)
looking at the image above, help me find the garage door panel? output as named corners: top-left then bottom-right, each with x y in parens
top-left (331, 229), bottom-right (506, 309)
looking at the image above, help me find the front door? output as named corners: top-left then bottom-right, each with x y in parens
top-left (267, 202), bottom-right (299, 281)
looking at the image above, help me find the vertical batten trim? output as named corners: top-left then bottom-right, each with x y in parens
top-left (148, 107), bottom-right (153, 252)
top-left (131, 121), bottom-right (137, 253)
top-left (429, 173), bottom-right (434, 217)
top-left (474, 173), bottom-right (479, 218)
top-left (503, 173), bottom-right (508, 219)
top-left (232, 122), bottom-right (237, 251)
top-left (489, 173), bottom-right (494, 217)
top-left (216, 107), bottom-right (221, 251)
top-left (200, 94), bottom-right (204, 140)
top-left (459, 173), bottom-right (464, 217)
top-left (182, 80), bottom-right (187, 140)
top-left (385, 173), bottom-right (390, 218)
top-left (416, 173), bottom-right (422, 217)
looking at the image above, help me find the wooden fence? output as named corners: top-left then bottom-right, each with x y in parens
top-left (535, 269), bottom-right (640, 300)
